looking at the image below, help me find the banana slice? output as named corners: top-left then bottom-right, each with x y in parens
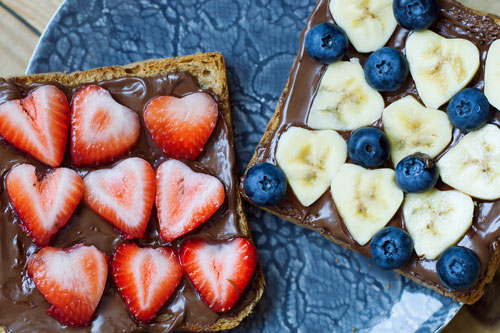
top-left (406, 30), bottom-right (480, 109)
top-left (331, 164), bottom-right (403, 246)
top-left (307, 59), bottom-right (384, 131)
top-left (276, 127), bottom-right (347, 207)
top-left (330, 0), bottom-right (397, 53)
top-left (485, 39), bottom-right (500, 110)
top-left (382, 96), bottom-right (453, 165)
top-left (438, 124), bottom-right (500, 200)
top-left (404, 189), bottom-right (474, 260)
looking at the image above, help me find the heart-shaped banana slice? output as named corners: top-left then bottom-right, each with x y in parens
top-left (406, 30), bottom-right (480, 109)
top-left (276, 127), bottom-right (347, 207)
top-left (307, 59), bottom-right (384, 131)
top-left (485, 39), bottom-right (500, 110)
top-left (404, 189), bottom-right (474, 260)
top-left (331, 164), bottom-right (403, 246)
top-left (438, 124), bottom-right (500, 200)
top-left (383, 96), bottom-right (453, 165)
top-left (330, 0), bottom-right (397, 53)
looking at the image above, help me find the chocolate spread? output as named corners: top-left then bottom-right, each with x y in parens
top-left (0, 73), bottom-right (259, 331)
top-left (243, 0), bottom-right (500, 299)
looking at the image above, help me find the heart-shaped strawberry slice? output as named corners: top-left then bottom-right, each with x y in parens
top-left (181, 238), bottom-right (258, 313)
top-left (6, 164), bottom-right (83, 247)
top-left (155, 159), bottom-right (225, 242)
top-left (111, 243), bottom-right (183, 324)
top-left (0, 85), bottom-right (69, 167)
top-left (144, 93), bottom-right (218, 160)
top-left (83, 157), bottom-right (155, 239)
top-left (70, 85), bottom-right (140, 167)
top-left (27, 244), bottom-right (108, 327)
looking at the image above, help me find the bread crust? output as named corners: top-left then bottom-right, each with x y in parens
top-left (243, 4), bottom-right (500, 305)
top-left (1, 52), bottom-right (265, 331)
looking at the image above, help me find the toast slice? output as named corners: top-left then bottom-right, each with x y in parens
top-left (0, 52), bottom-right (264, 332)
top-left (242, 0), bottom-right (500, 305)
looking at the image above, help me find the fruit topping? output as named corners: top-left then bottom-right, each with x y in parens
top-left (330, 0), bottom-right (398, 53)
top-left (111, 243), bottom-right (183, 324)
top-left (347, 127), bottom-right (391, 168)
top-left (307, 59), bottom-right (384, 131)
top-left (393, 0), bottom-right (439, 31)
top-left (438, 124), bottom-right (500, 200)
top-left (0, 85), bottom-right (69, 167)
top-left (404, 189), bottom-right (473, 259)
top-left (437, 246), bottom-right (480, 290)
top-left (27, 244), bottom-right (108, 327)
top-left (156, 159), bottom-right (225, 242)
top-left (382, 96), bottom-right (452, 165)
top-left (276, 127), bottom-right (346, 207)
top-left (364, 47), bottom-right (409, 92)
top-left (447, 88), bottom-right (490, 131)
top-left (406, 30), bottom-right (480, 109)
top-left (244, 163), bottom-right (287, 206)
top-left (83, 157), bottom-right (155, 239)
top-left (485, 39), bottom-right (500, 110)
top-left (144, 93), bottom-right (218, 160)
top-left (180, 238), bottom-right (258, 313)
top-left (305, 23), bottom-right (348, 64)
top-left (331, 164), bottom-right (404, 246)
top-left (395, 153), bottom-right (439, 193)
top-left (70, 85), bottom-right (140, 167)
top-left (6, 164), bottom-right (83, 247)
top-left (370, 226), bottom-right (413, 269)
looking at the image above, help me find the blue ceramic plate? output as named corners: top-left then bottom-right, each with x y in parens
top-left (28, 0), bottom-right (461, 331)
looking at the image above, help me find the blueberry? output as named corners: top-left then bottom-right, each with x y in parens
top-left (370, 227), bottom-right (414, 270)
top-left (393, 0), bottom-right (439, 31)
top-left (364, 48), bottom-right (409, 92)
top-left (245, 163), bottom-right (287, 206)
top-left (447, 88), bottom-right (490, 131)
top-left (395, 153), bottom-right (439, 193)
top-left (305, 23), bottom-right (348, 64)
top-left (437, 246), bottom-right (480, 290)
top-left (348, 127), bottom-right (391, 168)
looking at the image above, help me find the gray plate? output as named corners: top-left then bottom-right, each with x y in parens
top-left (28, 0), bottom-right (461, 332)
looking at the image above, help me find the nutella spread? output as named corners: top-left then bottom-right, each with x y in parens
top-left (243, 0), bottom-right (500, 298)
top-left (0, 73), bottom-right (258, 331)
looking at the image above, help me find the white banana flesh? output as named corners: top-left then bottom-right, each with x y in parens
top-left (331, 163), bottom-right (404, 246)
top-left (403, 189), bottom-right (474, 260)
top-left (307, 59), bottom-right (384, 131)
top-left (406, 30), bottom-right (480, 109)
top-left (276, 127), bottom-right (347, 207)
top-left (485, 39), bottom-right (500, 110)
top-left (330, 0), bottom-right (397, 53)
top-left (382, 96), bottom-right (453, 165)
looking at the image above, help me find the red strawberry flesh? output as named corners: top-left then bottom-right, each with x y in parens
top-left (70, 85), bottom-right (140, 167)
top-left (144, 92), bottom-right (218, 160)
top-left (6, 164), bottom-right (83, 247)
top-left (180, 238), bottom-right (258, 313)
top-left (27, 244), bottom-right (108, 327)
top-left (83, 157), bottom-right (155, 239)
top-left (111, 243), bottom-right (183, 324)
top-left (0, 85), bottom-right (69, 167)
top-left (155, 159), bottom-right (225, 242)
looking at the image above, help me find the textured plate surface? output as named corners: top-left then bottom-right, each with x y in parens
top-left (28, 0), bottom-right (461, 332)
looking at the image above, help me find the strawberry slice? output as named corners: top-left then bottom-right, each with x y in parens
top-left (180, 238), bottom-right (258, 313)
top-left (155, 159), bottom-right (225, 242)
top-left (27, 244), bottom-right (108, 327)
top-left (83, 157), bottom-right (155, 239)
top-left (6, 164), bottom-right (83, 247)
top-left (143, 93), bottom-right (218, 160)
top-left (70, 85), bottom-right (140, 167)
top-left (111, 243), bottom-right (183, 324)
top-left (0, 85), bottom-right (69, 167)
